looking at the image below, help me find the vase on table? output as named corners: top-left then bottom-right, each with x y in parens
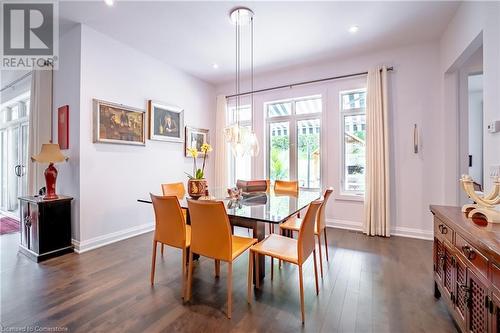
top-left (188, 179), bottom-right (208, 199)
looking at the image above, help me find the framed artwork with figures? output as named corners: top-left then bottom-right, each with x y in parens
top-left (93, 99), bottom-right (146, 146)
top-left (185, 126), bottom-right (209, 157)
top-left (148, 100), bottom-right (184, 142)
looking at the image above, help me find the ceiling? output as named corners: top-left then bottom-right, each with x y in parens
top-left (59, 1), bottom-right (459, 85)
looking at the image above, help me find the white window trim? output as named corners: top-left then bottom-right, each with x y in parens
top-left (339, 88), bottom-right (366, 199)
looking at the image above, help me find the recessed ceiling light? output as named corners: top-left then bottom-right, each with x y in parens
top-left (104, 0), bottom-right (114, 6)
top-left (212, 63), bottom-right (219, 69)
top-left (349, 25), bottom-right (359, 34)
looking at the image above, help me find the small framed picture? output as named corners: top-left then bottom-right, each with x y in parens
top-left (185, 126), bottom-right (210, 157)
top-left (148, 100), bottom-right (184, 142)
top-left (58, 105), bottom-right (69, 149)
top-left (93, 99), bottom-right (146, 146)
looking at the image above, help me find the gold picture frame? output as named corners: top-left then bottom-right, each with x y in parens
top-left (93, 99), bottom-right (146, 146)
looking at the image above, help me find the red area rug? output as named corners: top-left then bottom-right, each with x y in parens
top-left (0, 217), bottom-right (20, 235)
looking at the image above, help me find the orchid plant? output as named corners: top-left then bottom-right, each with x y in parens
top-left (186, 143), bottom-right (213, 180)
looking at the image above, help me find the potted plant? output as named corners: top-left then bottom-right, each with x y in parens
top-left (186, 143), bottom-right (212, 198)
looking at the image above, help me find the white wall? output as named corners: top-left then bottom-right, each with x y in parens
top-left (68, 25), bottom-right (215, 251)
top-left (53, 24), bottom-right (82, 239)
top-left (217, 41), bottom-right (443, 239)
top-left (440, 2), bottom-right (500, 196)
top-left (468, 89), bottom-right (483, 185)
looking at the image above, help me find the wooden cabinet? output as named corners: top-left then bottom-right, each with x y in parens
top-left (19, 195), bottom-right (73, 262)
top-left (431, 205), bottom-right (500, 333)
top-left (491, 293), bottom-right (500, 333)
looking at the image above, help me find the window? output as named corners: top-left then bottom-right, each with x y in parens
top-left (341, 89), bottom-right (366, 195)
top-left (266, 95), bottom-right (321, 189)
top-left (227, 105), bottom-right (252, 184)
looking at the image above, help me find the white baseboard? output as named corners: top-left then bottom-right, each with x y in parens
top-left (72, 222), bottom-right (154, 253)
top-left (326, 218), bottom-right (433, 241)
top-left (326, 218), bottom-right (363, 232)
top-left (391, 226), bottom-right (433, 241)
top-left (70, 218), bottom-right (432, 254)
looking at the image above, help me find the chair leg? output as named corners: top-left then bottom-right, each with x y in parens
top-left (279, 229), bottom-right (283, 269)
top-left (324, 228), bottom-right (329, 261)
top-left (298, 265), bottom-right (305, 324)
top-left (316, 234), bottom-right (323, 278)
top-left (227, 262), bottom-right (233, 319)
top-left (150, 241), bottom-right (157, 285)
top-left (181, 248), bottom-right (186, 300)
top-left (271, 257), bottom-right (274, 280)
top-left (215, 259), bottom-right (220, 278)
top-left (313, 250), bottom-right (319, 295)
top-left (161, 243), bottom-right (164, 256)
top-left (248, 250), bottom-right (253, 304)
top-left (186, 249), bottom-right (194, 301)
top-left (255, 252), bottom-right (260, 289)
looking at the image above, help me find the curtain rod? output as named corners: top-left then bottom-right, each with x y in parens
top-left (225, 66), bottom-right (393, 99)
top-left (0, 71), bottom-right (33, 93)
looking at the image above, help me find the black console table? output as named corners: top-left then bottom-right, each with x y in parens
top-left (18, 195), bottom-right (73, 262)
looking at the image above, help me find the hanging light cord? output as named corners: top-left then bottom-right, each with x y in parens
top-left (251, 16), bottom-right (254, 132)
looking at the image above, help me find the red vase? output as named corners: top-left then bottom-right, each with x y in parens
top-left (44, 162), bottom-right (59, 200)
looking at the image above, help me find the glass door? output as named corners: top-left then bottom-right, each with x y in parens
top-left (0, 96), bottom-right (30, 219)
top-left (268, 121), bottom-right (291, 181)
top-left (266, 96), bottom-right (322, 189)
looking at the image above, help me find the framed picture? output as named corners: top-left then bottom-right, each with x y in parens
top-left (185, 126), bottom-right (210, 157)
top-left (57, 105), bottom-right (69, 149)
top-left (93, 99), bottom-right (146, 146)
top-left (148, 100), bottom-right (184, 142)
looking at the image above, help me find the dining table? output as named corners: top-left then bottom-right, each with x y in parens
top-left (138, 187), bottom-right (322, 283)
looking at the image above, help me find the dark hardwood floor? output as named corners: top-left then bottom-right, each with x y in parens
top-left (1, 228), bottom-right (456, 332)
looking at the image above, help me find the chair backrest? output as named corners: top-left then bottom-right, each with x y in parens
top-left (297, 200), bottom-right (322, 264)
top-left (161, 182), bottom-right (186, 199)
top-left (274, 180), bottom-right (299, 193)
top-left (150, 193), bottom-right (186, 248)
top-left (188, 199), bottom-right (232, 261)
top-left (316, 187), bottom-right (333, 232)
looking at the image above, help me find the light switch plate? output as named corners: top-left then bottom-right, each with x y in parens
top-left (487, 120), bottom-right (500, 133)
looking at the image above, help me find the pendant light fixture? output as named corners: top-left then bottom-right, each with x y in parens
top-left (224, 7), bottom-right (259, 158)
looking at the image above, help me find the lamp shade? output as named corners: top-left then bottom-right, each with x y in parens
top-left (32, 144), bottom-right (68, 163)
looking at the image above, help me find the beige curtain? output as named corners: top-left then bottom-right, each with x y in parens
top-left (363, 66), bottom-right (390, 237)
top-left (214, 95), bottom-right (228, 188)
top-left (28, 70), bottom-right (53, 195)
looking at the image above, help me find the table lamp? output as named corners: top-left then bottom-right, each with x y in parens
top-left (31, 143), bottom-right (68, 200)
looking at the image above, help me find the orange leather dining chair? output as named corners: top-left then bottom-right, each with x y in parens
top-left (248, 200), bottom-right (322, 324)
top-left (186, 200), bottom-right (257, 319)
top-left (269, 180), bottom-right (299, 235)
top-left (150, 194), bottom-right (191, 300)
top-left (161, 182), bottom-right (187, 254)
top-left (274, 180), bottom-right (299, 193)
top-left (280, 188), bottom-right (333, 278)
top-left (161, 182), bottom-right (186, 199)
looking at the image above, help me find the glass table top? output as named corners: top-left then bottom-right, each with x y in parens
top-left (138, 187), bottom-right (322, 224)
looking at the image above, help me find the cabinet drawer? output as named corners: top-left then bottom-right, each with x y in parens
top-left (434, 218), bottom-right (453, 244)
top-left (455, 234), bottom-right (488, 279)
